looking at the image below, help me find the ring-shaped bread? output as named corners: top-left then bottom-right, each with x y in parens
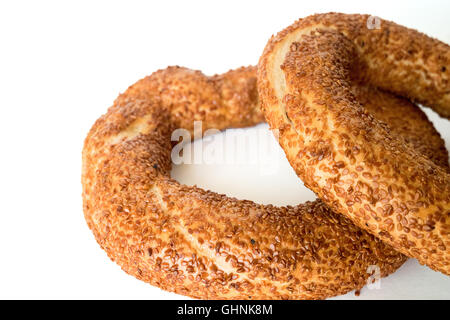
top-left (258, 13), bottom-right (450, 274)
top-left (83, 65), bottom-right (447, 298)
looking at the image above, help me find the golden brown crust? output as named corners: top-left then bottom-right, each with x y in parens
top-left (258, 13), bottom-right (450, 275)
top-left (83, 63), bottom-right (447, 298)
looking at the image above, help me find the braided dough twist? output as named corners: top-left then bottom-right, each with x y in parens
top-left (83, 64), bottom-right (447, 298)
top-left (258, 13), bottom-right (450, 275)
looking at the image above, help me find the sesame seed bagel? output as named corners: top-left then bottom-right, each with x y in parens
top-left (83, 65), bottom-right (447, 299)
top-left (257, 13), bottom-right (450, 274)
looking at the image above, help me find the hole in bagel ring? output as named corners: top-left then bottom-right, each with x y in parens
top-left (258, 13), bottom-right (450, 275)
top-left (83, 63), bottom-right (448, 299)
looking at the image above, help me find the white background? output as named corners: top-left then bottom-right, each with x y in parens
top-left (0, 0), bottom-right (449, 299)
